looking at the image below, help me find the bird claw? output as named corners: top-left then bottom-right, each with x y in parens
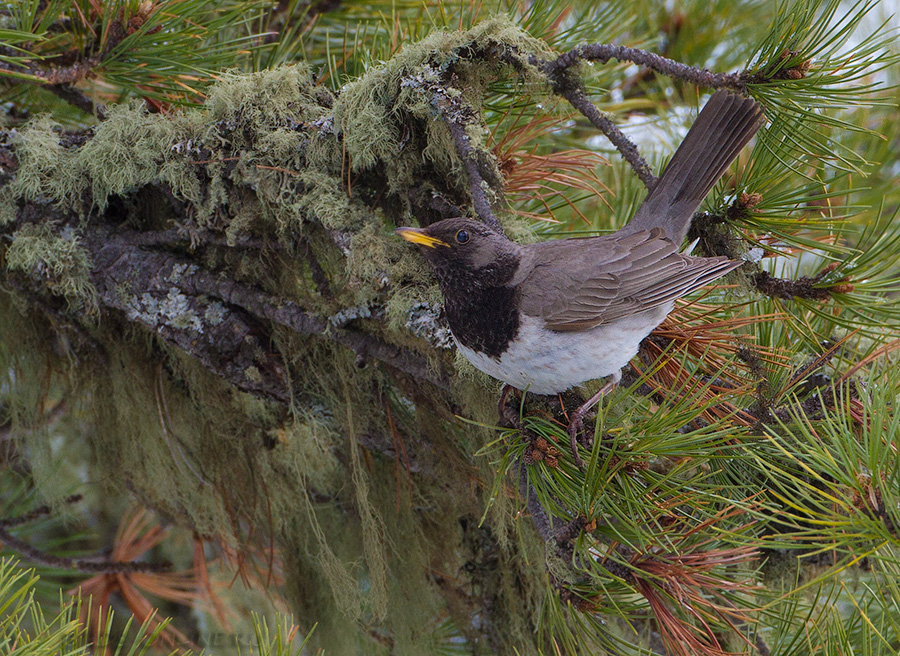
top-left (567, 416), bottom-right (585, 469)
top-left (566, 377), bottom-right (618, 469)
top-left (498, 384), bottom-right (522, 429)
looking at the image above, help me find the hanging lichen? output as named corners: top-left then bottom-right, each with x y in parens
top-left (0, 17), bottom-right (560, 653)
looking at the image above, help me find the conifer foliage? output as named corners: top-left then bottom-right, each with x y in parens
top-left (1, 0), bottom-right (899, 654)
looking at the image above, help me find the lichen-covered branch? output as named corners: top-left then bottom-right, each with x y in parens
top-left (0, 17), bottom-right (875, 654)
top-left (81, 225), bottom-right (448, 398)
top-left (444, 112), bottom-right (504, 232)
top-left (82, 225), bottom-right (293, 404)
top-left (752, 268), bottom-right (854, 301)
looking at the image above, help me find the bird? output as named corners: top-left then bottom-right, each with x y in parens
top-left (396, 90), bottom-right (764, 466)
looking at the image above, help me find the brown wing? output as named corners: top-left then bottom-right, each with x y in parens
top-left (517, 229), bottom-right (741, 331)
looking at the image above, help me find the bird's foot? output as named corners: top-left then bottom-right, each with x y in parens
top-left (566, 378), bottom-right (618, 469)
top-left (567, 415), bottom-right (587, 469)
top-left (498, 384), bottom-right (522, 429)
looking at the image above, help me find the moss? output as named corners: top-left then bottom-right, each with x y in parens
top-left (335, 16), bottom-right (548, 171)
top-left (291, 170), bottom-right (359, 231)
top-left (80, 105), bottom-right (185, 210)
top-left (333, 16), bottom-right (549, 218)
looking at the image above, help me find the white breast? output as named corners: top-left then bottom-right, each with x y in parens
top-left (454, 307), bottom-right (671, 395)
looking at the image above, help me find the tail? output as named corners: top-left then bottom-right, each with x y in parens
top-left (619, 90), bottom-right (764, 244)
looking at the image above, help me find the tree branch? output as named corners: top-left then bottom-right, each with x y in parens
top-left (752, 269), bottom-right (853, 301)
top-left (0, 495), bottom-right (83, 528)
top-left (551, 76), bottom-right (658, 190)
top-left (429, 81), bottom-right (504, 232)
top-left (0, 525), bottom-right (172, 574)
top-left (518, 459), bottom-right (554, 542)
top-left (82, 226), bottom-right (449, 398)
top-left (544, 44), bottom-right (747, 92)
top-left (443, 114), bottom-right (503, 232)
top-left (531, 44), bottom-right (750, 190)
top-left (47, 84), bottom-right (107, 119)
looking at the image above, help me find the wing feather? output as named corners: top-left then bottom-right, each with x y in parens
top-left (518, 231), bottom-right (741, 331)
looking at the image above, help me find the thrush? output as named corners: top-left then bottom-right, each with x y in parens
top-left (397, 90), bottom-right (764, 466)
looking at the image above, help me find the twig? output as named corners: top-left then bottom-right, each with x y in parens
top-left (518, 459), bottom-right (553, 542)
top-left (0, 525), bottom-right (172, 574)
top-left (533, 44), bottom-right (748, 190)
top-left (410, 65), bottom-right (504, 232)
top-left (47, 84), bottom-right (107, 119)
top-left (553, 515), bottom-right (588, 546)
top-left (444, 114), bottom-right (503, 232)
top-left (544, 45), bottom-right (747, 92)
top-left (752, 269), bottom-right (852, 301)
top-left (554, 79), bottom-right (657, 190)
top-left (0, 16), bottom-right (132, 119)
top-left (0, 494), bottom-right (83, 528)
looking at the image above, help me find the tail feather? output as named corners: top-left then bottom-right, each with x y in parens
top-left (620, 91), bottom-right (764, 244)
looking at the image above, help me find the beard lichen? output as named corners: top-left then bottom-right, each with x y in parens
top-left (5, 222), bottom-right (98, 313)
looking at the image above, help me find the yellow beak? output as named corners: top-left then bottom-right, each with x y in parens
top-left (395, 227), bottom-right (449, 249)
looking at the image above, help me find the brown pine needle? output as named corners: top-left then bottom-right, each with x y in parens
top-left (631, 537), bottom-right (761, 656)
top-left (490, 108), bottom-right (610, 224)
top-left (72, 507), bottom-right (203, 652)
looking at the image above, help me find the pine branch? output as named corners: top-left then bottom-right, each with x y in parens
top-left (46, 84), bottom-right (106, 119)
top-left (444, 111), bottom-right (503, 232)
top-left (518, 460), bottom-right (554, 542)
top-left (0, 494), bottom-right (83, 528)
top-left (80, 225), bottom-right (449, 396)
top-left (752, 268), bottom-right (853, 301)
top-left (0, 525), bottom-right (172, 574)
top-left (548, 75), bottom-right (658, 190)
top-left (543, 44), bottom-right (748, 92)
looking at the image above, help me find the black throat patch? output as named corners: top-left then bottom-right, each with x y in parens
top-left (434, 254), bottom-right (521, 359)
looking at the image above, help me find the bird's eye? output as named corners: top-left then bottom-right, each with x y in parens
top-left (455, 230), bottom-right (470, 244)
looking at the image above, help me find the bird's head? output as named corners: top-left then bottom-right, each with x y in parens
top-left (395, 218), bottom-right (522, 287)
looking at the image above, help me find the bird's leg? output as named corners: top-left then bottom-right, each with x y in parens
top-left (498, 384), bottom-right (522, 429)
top-left (567, 373), bottom-right (620, 468)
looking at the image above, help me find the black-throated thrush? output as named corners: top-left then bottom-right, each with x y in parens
top-left (397, 91), bottom-right (764, 465)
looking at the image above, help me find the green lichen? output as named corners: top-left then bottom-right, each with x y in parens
top-left (204, 300), bottom-right (226, 325)
top-left (80, 105), bottom-right (194, 210)
top-left (335, 15), bottom-right (548, 170)
top-left (5, 222), bottom-right (97, 311)
top-left (10, 116), bottom-right (85, 206)
top-left (244, 365), bottom-right (262, 384)
top-left (333, 15), bottom-right (549, 213)
top-left (0, 189), bottom-right (17, 226)
top-left (205, 65), bottom-right (330, 132)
